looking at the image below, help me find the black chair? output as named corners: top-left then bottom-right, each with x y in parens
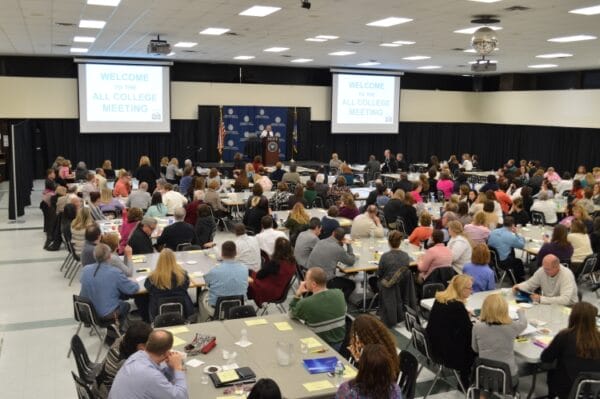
top-left (530, 210), bottom-right (546, 226)
top-left (311, 196), bottom-right (324, 209)
top-left (403, 304), bottom-right (422, 350)
top-left (398, 350), bottom-right (418, 399)
top-left (412, 324), bottom-right (466, 398)
top-left (436, 190), bottom-right (445, 202)
top-left (153, 312), bottom-right (186, 328)
top-left (466, 357), bottom-right (518, 399)
top-left (422, 283), bottom-right (445, 299)
top-left (72, 371), bottom-right (95, 399)
top-left (177, 243), bottom-right (203, 251)
top-left (567, 372), bottom-right (600, 399)
top-left (152, 296), bottom-right (187, 323)
top-left (70, 335), bottom-right (101, 385)
top-left (69, 295), bottom-right (120, 361)
top-left (175, 242), bottom-right (192, 251)
top-left (213, 295), bottom-right (244, 320)
top-left (260, 250), bottom-right (270, 269)
top-left (395, 216), bottom-right (408, 237)
top-left (227, 305), bottom-right (257, 319)
top-left (423, 267), bottom-right (457, 287)
top-left (259, 275), bottom-right (295, 315)
top-left (576, 253), bottom-right (598, 284)
top-left (489, 247), bottom-right (517, 286)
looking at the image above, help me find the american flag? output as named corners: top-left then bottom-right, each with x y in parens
top-left (218, 106), bottom-right (225, 155)
top-left (292, 108), bottom-right (298, 155)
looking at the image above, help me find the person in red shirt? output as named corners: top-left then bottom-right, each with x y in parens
top-left (113, 170), bottom-right (132, 197)
top-left (495, 181), bottom-right (513, 214)
top-left (408, 212), bottom-right (433, 246)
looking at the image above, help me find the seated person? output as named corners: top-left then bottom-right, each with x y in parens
top-left (338, 193), bottom-right (360, 220)
top-left (79, 244), bottom-right (139, 328)
top-left (71, 207), bottom-right (95, 256)
top-left (368, 230), bottom-right (409, 293)
top-left (537, 224), bottom-right (574, 267)
top-left (284, 202), bottom-right (310, 245)
top-left (464, 211), bottom-right (491, 245)
top-left (487, 216), bottom-right (526, 282)
top-left (162, 183), bottom-right (188, 215)
top-left (144, 248), bottom-right (195, 321)
top-left (128, 216), bottom-right (157, 255)
top-left (126, 182), bottom-right (152, 211)
top-left (232, 223), bottom-right (261, 272)
top-left (156, 207), bottom-right (197, 251)
top-left (200, 241), bottom-right (248, 321)
top-left (513, 254), bottom-right (578, 305)
top-left (319, 205), bottom-right (341, 239)
top-left (269, 162), bottom-right (285, 182)
top-left (255, 167), bottom-right (273, 192)
top-left (350, 204), bottom-right (384, 239)
top-left (447, 220), bottom-right (472, 273)
top-left (306, 227), bottom-right (356, 301)
top-left (383, 189), bottom-right (418, 234)
top-left (340, 163), bottom-right (355, 186)
top-left (530, 191), bottom-right (558, 224)
top-left (81, 224), bottom-right (102, 267)
top-left (145, 192), bottom-right (168, 218)
top-left (108, 330), bottom-right (187, 399)
top-left (101, 233), bottom-right (134, 277)
top-left (282, 164), bottom-right (301, 184)
top-left (243, 195), bottom-right (270, 235)
top-left (88, 191), bottom-right (107, 221)
top-left (314, 173), bottom-right (330, 202)
top-left (472, 293), bottom-right (527, 383)
top-left (463, 243), bottom-right (495, 293)
top-left (426, 275), bottom-right (475, 389)
top-left (183, 190), bottom-right (204, 226)
top-left (98, 189), bottom-right (125, 216)
top-left (303, 180), bottom-right (317, 205)
top-left (541, 302), bottom-right (600, 399)
top-left (328, 176), bottom-right (351, 203)
top-left (567, 219), bottom-right (593, 273)
top-left (95, 321), bottom-right (153, 398)
top-left (118, 207), bottom-right (143, 255)
top-left (194, 204), bottom-right (217, 248)
top-left (294, 218), bottom-right (321, 268)
top-left (287, 184), bottom-right (307, 209)
top-left (112, 171), bottom-right (132, 198)
top-left (289, 267), bottom-right (347, 350)
top-left (509, 197), bottom-right (530, 226)
top-left (417, 229), bottom-right (453, 282)
top-left (248, 237), bottom-right (296, 307)
top-left (408, 212), bottom-right (433, 246)
top-left (256, 215), bottom-right (286, 257)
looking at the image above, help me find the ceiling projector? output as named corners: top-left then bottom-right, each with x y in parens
top-left (147, 35), bottom-right (171, 55)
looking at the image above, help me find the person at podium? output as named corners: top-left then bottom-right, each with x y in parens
top-left (260, 124), bottom-right (275, 138)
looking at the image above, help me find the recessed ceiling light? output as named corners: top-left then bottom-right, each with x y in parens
top-left (536, 53), bottom-right (573, 59)
top-left (417, 65), bottom-right (442, 70)
top-left (366, 17), bottom-right (413, 27)
top-left (548, 35), bottom-right (596, 43)
top-left (73, 36), bottom-right (95, 43)
top-left (234, 55), bottom-right (255, 60)
top-left (70, 47), bottom-right (88, 53)
top-left (79, 20), bottom-right (106, 29)
top-left (392, 40), bottom-right (415, 45)
top-left (239, 5), bottom-right (281, 17)
top-left (467, 0), bottom-right (502, 3)
top-left (87, 0), bottom-right (120, 6)
top-left (357, 61), bottom-right (381, 66)
top-left (403, 55), bottom-right (431, 60)
top-left (329, 51), bottom-right (356, 56)
top-left (454, 26), bottom-right (502, 34)
top-left (569, 5), bottom-right (600, 15)
top-left (528, 64), bottom-right (558, 69)
top-left (199, 27), bottom-right (230, 35)
top-left (291, 58), bottom-right (313, 63)
top-left (305, 38), bottom-right (327, 42)
top-left (380, 43), bottom-right (401, 47)
top-left (264, 47), bottom-right (289, 52)
top-left (468, 60), bottom-right (497, 64)
top-left (174, 42), bottom-right (197, 48)
top-left (167, 52), bottom-right (175, 56)
top-left (315, 35), bottom-right (338, 40)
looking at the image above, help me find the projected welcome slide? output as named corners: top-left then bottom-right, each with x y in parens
top-left (331, 73), bottom-right (400, 134)
top-left (78, 63), bottom-right (170, 133)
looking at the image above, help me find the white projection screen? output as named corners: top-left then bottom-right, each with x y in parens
top-left (331, 70), bottom-right (401, 134)
top-left (77, 61), bottom-right (171, 133)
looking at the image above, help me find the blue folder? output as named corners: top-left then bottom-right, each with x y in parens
top-left (302, 357), bottom-right (339, 374)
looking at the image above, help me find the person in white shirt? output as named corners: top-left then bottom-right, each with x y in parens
top-left (231, 223), bottom-right (261, 271)
top-left (162, 183), bottom-right (188, 215)
top-left (567, 219), bottom-right (593, 266)
top-left (461, 153), bottom-right (473, 171)
top-left (256, 215), bottom-right (286, 257)
top-left (260, 124), bottom-right (274, 138)
top-left (555, 172), bottom-right (573, 196)
top-left (350, 205), bottom-right (384, 239)
top-left (513, 254), bottom-right (578, 306)
top-left (447, 220), bottom-right (473, 273)
top-left (530, 191), bottom-right (558, 224)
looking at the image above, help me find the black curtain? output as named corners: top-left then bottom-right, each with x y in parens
top-left (8, 120), bottom-right (34, 219)
top-left (197, 106), bottom-right (220, 163)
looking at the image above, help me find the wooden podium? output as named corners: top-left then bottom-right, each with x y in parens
top-left (262, 136), bottom-right (280, 166)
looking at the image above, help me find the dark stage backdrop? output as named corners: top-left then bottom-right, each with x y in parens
top-left (18, 117), bottom-right (600, 178)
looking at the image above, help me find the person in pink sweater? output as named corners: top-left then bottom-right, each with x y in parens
top-left (408, 213), bottom-right (433, 246)
top-left (118, 207), bottom-right (143, 254)
top-left (417, 229), bottom-right (453, 281)
top-left (436, 172), bottom-right (455, 200)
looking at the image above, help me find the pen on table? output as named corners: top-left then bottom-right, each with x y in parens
top-left (310, 348), bottom-right (327, 353)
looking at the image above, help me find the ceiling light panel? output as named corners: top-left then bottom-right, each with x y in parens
top-left (79, 20), bottom-right (106, 29)
top-left (73, 36), bottom-right (95, 43)
top-left (569, 5), bottom-right (600, 15)
top-left (174, 42), bottom-right (197, 48)
top-left (547, 35), bottom-right (597, 43)
top-left (239, 6), bottom-right (281, 17)
top-left (70, 47), bottom-right (89, 53)
top-left (380, 43), bottom-right (401, 47)
top-left (264, 47), bottom-right (289, 52)
top-left (417, 65), bottom-right (442, 69)
top-left (234, 55), bottom-right (255, 60)
top-left (291, 58), bottom-right (313, 63)
top-left (87, 0), bottom-right (120, 6)
top-left (403, 55), bottom-right (431, 60)
top-left (357, 62), bottom-right (381, 66)
top-left (366, 17), bottom-right (413, 27)
top-left (536, 53), bottom-right (573, 58)
top-left (329, 51), bottom-right (356, 56)
top-left (305, 38), bottom-right (327, 42)
top-left (528, 64), bottom-right (558, 69)
top-left (315, 35), bottom-right (338, 40)
top-left (454, 26), bottom-right (502, 34)
top-left (199, 28), bottom-right (230, 35)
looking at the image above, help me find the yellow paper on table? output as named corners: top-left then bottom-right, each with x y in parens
top-left (508, 300), bottom-right (517, 306)
top-left (245, 318), bottom-right (269, 326)
top-left (300, 337), bottom-right (322, 348)
top-left (190, 271), bottom-right (204, 278)
top-left (188, 250), bottom-right (203, 254)
top-left (274, 322), bottom-right (293, 331)
top-left (343, 368), bottom-right (358, 379)
top-left (561, 307), bottom-right (572, 315)
top-left (216, 370), bottom-right (239, 383)
top-left (208, 254), bottom-right (217, 259)
top-left (164, 326), bottom-right (189, 335)
top-left (303, 380), bottom-right (334, 392)
top-left (217, 396), bottom-right (239, 399)
top-left (172, 336), bottom-right (186, 347)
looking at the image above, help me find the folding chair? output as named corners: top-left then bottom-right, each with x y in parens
top-left (530, 211), bottom-right (546, 226)
top-left (568, 372), bottom-right (600, 399)
top-left (71, 371), bottom-right (95, 399)
top-left (466, 357), bottom-right (518, 399)
top-left (259, 276), bottom-right (295, 315)
top-left (70, 335), bottom-right (101, 386)
top-left (213, 295), bottom-right (244, 320)
top-left (398, 350), bottom-right (418, 399)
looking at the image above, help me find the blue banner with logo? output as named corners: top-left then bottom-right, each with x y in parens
top-left (221, 106), bottom-right (287, 161)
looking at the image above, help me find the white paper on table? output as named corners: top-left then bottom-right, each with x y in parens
top-left (221, 363), bottom-right (239, 371)
top-left (235, 340), bottom-right (253, 348)
top-left (519, 324), bottom-right (538, 336)
top-left (135, 275), bottom-right (147, 282)
top-left (508, 306), bottom-right (519, 320)
top-left (186, 359), bottom-right (205, 368)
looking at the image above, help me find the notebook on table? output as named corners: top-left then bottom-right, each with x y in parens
top-left (209, 367), bottom-right (256, 388)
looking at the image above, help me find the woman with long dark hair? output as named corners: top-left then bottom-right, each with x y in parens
top-left (335, 344), bottom-right (402, 399)
top-left (541, 302), bottom-right (600, 399)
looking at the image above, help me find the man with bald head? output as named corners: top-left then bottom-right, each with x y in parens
top-left (513, 254), bottom-right (578, 305)
top-left (289, 267), bottom-right (347, 349)
top-left (127, 181), bottom-right (152, 210)
top-left (109, 330), bottom-right (188, 399)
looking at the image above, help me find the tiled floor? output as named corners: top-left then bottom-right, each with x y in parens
top-left (0, 180), bottom-right (597, 399)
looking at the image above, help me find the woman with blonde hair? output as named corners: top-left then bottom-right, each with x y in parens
top-left (134, 155), bottom-right (159, 194)
top-left (472, 293), bottom-right (527, 381)
top-left (447, 220), bottom-right (472, 273)
top-left (98, 187), bottom-right (124, 213)
top-left (426, 274), bottom-right (475, 388)
top-left (144, 248), bottom-right (194, 321)
top-left (102, 159), bottom-right (116, 180)
top-left (284, 202), bottom-right (310, 245)
top-left (469, 192), bottom-right (488, 215)
top-left (159, 156), bottom-right (169, 177)
top-left (70, 207), bottom-right (94, 255)
top-left (165, 157), bottom-right (181, 184)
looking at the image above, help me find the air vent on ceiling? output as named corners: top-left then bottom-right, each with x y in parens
top-left (281, 54), bottom-right (292, 58)
top-left (182, 50), bottom-right (201, 53)
top-left (55, 22), bottom-right (76, 27)
top-left (54, 44), bottom-right (70, 47)
top-left (452, 48), bottom-right (465, 51)
top-left (346, 40), bottom-right (362, 45)
top-left (471, 15), bottom-right (501, 24)
top-left (225, 32), bottom-right (239, 36)
top-left (505, 5), bottom-right (530, 11)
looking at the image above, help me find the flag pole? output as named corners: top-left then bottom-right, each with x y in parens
top-left (290, 107), bottom-right (297, 163)
top-left (218, 106), bottom-right (224, 164)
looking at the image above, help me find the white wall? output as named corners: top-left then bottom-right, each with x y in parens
top-left (2, 76), bottom-right (600, 129)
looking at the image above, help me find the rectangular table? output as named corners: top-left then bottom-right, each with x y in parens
top-left (170, 314), bottom-right (355, 399)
